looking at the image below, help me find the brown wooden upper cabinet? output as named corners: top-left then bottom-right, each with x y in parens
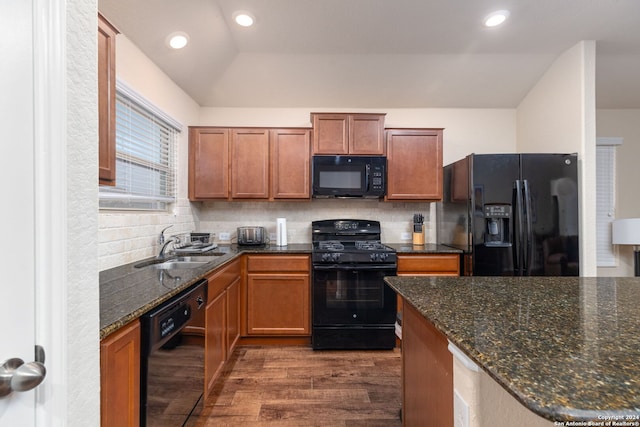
top-left (386, 128), bottom-right (443, 201)
top-left (231, 128), bottom-right (270, 199)
top-left (311, 113), bottom-right (385, 155)
top-left (188, 127), bottom-right (311, 201)
top-left (270, 128), bottom-right (311, 199)
top-left (98, 13), bottom-right (118, 186)
top-left (189, 127), bottom-right (230, 200)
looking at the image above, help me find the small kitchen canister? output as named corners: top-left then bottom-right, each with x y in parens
top-left (276, 218), bottom-right (288, 246)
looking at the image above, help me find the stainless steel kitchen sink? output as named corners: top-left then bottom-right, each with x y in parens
top-left (134, 254), bottom-right (225, 269)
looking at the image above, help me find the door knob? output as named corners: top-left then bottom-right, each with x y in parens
top-left (0, 346), bottom-right (47, 398)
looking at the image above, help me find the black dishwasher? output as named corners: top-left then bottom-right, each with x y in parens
top-left (140, 279), bottom-right (208, 427)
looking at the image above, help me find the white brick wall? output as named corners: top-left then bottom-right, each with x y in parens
top-left (99, 198), bottom-right (434, 270)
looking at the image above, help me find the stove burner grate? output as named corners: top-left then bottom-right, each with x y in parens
top-left (318, 241), bottom-right (344, 251)
top-left (354, 241), bottom-right (387, 251)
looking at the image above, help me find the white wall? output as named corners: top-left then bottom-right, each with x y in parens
top-left (98, 35), bottom-right (201, 270)
top-left (68, 0), bottom-right (100, 423)
top-left (597, 109), bottom-right (640, 276)
top-left (451, 351), bottom-right (554, 427)
top-left (516, 41), bottom-right (597, 276)
top-left (98, 62), bottom-right (517, 268)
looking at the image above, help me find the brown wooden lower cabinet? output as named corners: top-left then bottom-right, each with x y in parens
top-left (100, 254), bottom-right (315, 426)
top-left (100, 320), bottom-right (140, 427)
top-left (204, 258), bottom-right (241, 397)
top-left (245, 254), bottom-right (310, 336)
top-left (205, 289), bottom-right (226, 398)
top-left (226, 276), bottom-right (241, 353)
top-left (402, 302), bottom-right (453, 426)
top-left (246, 273), bottom-right (310, 335)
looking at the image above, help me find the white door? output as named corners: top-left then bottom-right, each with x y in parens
top-left (0, 0), bottom-right (66, 424)
top-left (0, 0), bottom-right (38, 424)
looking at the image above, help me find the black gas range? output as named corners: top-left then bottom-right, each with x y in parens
top-left (311, 220), bottom-right (397, 350)
top-left (313, 240), bottom-right (397, 264)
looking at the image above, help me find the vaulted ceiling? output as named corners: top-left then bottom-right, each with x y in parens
top-left (98, 0), bottom-right (640, 109)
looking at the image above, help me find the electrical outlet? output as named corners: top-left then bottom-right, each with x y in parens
top-left (269, 233), bottom-right (276, 241)
top-left (219, 232), bottom-right (231, 241)
top-left (401, 232), bottom-right (411, 241)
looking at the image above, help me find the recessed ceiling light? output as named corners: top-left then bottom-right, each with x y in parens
top-left (484, 10), bottom-right (510, 27)
top-left (233, 11), bottom-right (255, 27)
top-left (167, 31), bottom-right (189, 49)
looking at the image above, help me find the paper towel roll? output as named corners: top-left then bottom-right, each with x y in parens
top-left (276, 218), bottom-right (287, 246)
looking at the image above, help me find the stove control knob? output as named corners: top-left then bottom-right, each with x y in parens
top-left (370, 253), bottom-right (378, 262)
top-left (322, 253), bottom-right (342, 262)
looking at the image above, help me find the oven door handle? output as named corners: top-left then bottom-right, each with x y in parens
top-left (313, 264), bottom-right (397, 271)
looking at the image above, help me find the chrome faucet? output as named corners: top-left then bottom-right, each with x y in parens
top-left (158, 225), bottom-right (174, 245)
top-left (157, 236), bottom-right (177, 259)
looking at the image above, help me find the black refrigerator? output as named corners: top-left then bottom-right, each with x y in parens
top-left (437, 153), bottom-right (579, 276)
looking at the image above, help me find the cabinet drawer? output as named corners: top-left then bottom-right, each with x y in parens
top-left (397, 254), bottom-right (459, 275)
top-left (247, 255), bottom-right (310, 272)
top-left (208, 258), bottom-right (241, 296)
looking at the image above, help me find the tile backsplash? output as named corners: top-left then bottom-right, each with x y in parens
top-left (193, 199), bottom-right (435, 245)
top-left (99, 198), bottom-right (435, 271)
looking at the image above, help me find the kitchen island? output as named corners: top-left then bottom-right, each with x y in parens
top-left (384, 276), bottom-right (640, 426)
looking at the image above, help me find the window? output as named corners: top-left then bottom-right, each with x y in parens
top-left (99, 81), bottom-right (181, 210)
top-left (596, 137), bottom-right (623, 267)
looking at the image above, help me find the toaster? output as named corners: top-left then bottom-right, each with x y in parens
top-left (237, 226), bottom-right (267, 246)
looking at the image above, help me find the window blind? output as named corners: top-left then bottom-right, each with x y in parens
top-left (99, 81), bottom-right (180, 211)
top-left (595, 139), bottom-right (621, 267)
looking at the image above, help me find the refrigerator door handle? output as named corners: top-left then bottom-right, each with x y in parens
top-left (514, 180), bottom-right (524, 276)
top-left (523, 179), bottom-right (534, 276)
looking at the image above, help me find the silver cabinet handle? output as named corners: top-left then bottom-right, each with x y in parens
top-left (0, 349), bottom-right (47, 398)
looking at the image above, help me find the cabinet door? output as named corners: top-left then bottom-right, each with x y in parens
top-left (97, 14), bottom-right (118, 186)
top-left (226, 276), bottom-right (241, 354)
top-left (312, 113), bottom-right (385, 155)
top-left (396, 254), bottom-right (460, 313)
top-left (312, 113), bottom-right (349, 154)
top-left (270, 128), bottom-right (311, 199)
top-left (402, 303), bottom-right (453, 426)
top-left (100, 320), bottom-right (140, 427)
top-left (247, 273), bottom-right (310, 335)
top-left (349, 114), bottom-right (385, 155)
top-left (205, 290), bottom-right (226, 398)
top-left (231, 128), bottom-right (270, 199)
top-left (386, 129), bottom-right (443, 200)
top-left (189, 127), bottom-right (229, 200)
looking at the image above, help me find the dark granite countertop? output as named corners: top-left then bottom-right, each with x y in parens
top-left (100, 242), bottom-right (459, 339)
top-left (99, 243), bottom-right (312, 338)
top-left (384, 276), bottom-right (640, 422)
top-left (387, 243), bottom-right (463, 254)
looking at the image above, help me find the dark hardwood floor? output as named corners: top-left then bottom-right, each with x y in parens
top-left (194, 346), bottom-right (402, 426)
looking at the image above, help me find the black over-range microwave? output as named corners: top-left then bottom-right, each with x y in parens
top-left (312, 155), bottom-right (386, 198)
